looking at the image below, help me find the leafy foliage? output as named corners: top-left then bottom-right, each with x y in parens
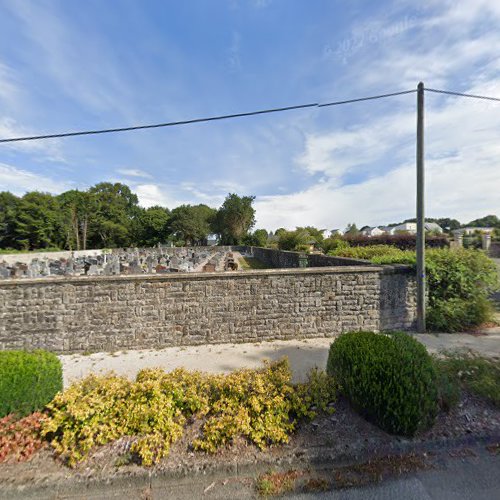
top-left (329, 246), bottom-right (499, 332)
top-left (343, 233), bottom-right (449, 250)
top-left (0, 350), bottom-right (63, 418)
top-left (0, 413), bottom-right (46, 463)
top-left (41, 360), bottom-right (336, 467)
top-left (0, 185), bottom-right (261, 250)
top-left (133, 206), bottom-right (170, 247)
top-left (327, 332), bottom-right (438, 436)
top-left (215, 193), bottom-right (256, 244)
top-left (328, 244), bottom-right (412, 261)
top-left (168, 204), bottom-right (216, 245)
top-left (242, 228), bottom-right (268, 247)
top-left (434, 353), bottom-right (500, 407)
top-left (321, 236), bottom-right (350, 254)
top-left (466, 214), bottom-right (500, 229)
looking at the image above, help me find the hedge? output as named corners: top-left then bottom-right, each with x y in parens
top-left (0, 350), bottom-right (63, 418)
top-left (343, 233), bottom-right (449, 250)
top-left (327, 331), bottom-right (438, 436)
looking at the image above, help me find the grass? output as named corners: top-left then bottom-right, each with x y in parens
top-left (435, 353), bottom-right (500, 407)
top-left (238, 256), bottom-right (270, 270)
top-left (256, 470), bottom-right (302, 496)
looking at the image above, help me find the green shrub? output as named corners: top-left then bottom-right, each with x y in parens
top-left (344, 247), bottom-right (499, 332)
top-left (435, 353), bottom-right (500, 407)
top-left (424, 249), bottom-right (498, 331)
top-left (0, 350), bottom-right (63, 418)
top-left (326, 331), bottom-right (438, 436)
top-left (329, 244), bottom-right (412, 262)
top-left (322, 236), bottom-right (350, 254)
top-left (433, 358), bottom-right (461, 412)
top-left (42, 359), bottom-right (336, 467)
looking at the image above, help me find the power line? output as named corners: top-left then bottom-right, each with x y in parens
top-left (318, 89), bottom-right (416, 107)
top-left (426, 88), bottom-right (500, 103)
top-left (0, 89), bottom-right (416, 144)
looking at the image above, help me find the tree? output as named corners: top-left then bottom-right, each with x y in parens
top-left (87, 182), bottom-right (141, 248)
top-left (242, 228), bottom-right (268, 247)
top-left (135, 206), bottom-right (171, 247)
top-left (169, 204), bottom-right (216, 245)
top-left (296, 226), bottom-right (325, 245)
top-left (57, 190), bottom-right (97, 250)
top-left (215, 193), bottom-right (256, 245)
top-left (466, 215), bottom-right (500, 228)
top-left (277, 228), bottom-right (311, 251)
top-left (344, 223), bottom-right (359, 236)
top-left (0, 192), bottom-right (20, 249)
top-left (14, 192), bottom-right (64, 250)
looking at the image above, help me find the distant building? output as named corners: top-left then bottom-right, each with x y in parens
top-left (207, 234), bottom-right (218, 246)
top-left (387, 222), bottom-right (443, 235)
top-left (330, 229), bottom-right (344, 236)
top-left (360, 226), bottom-right (385, 237)
top-left (392, 222), bottom-right (417, 233)
top-left (424, 222), bottom-right (443, 233)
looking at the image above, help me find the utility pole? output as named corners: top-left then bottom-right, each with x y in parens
top-left (416, 82), bottom-right (426, 332)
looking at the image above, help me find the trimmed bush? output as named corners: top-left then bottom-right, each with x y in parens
top-left (327, 331), bottom-right (438, 436)
top-left (343, 233), bottom-right (449, 250)
top-left (328, 244), bottom-right (412, 261)
top-left (0, 350), bottom-right (63, 418)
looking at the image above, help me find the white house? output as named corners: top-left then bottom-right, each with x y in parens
top-left (424, 222), bottom-right (443, 233)
top-left (360, 226), bottom-right (385, 237)
top-left (388, 222), bottom-right (443, 235)
top-left (392, 222), bottom-right (417, 233)
top-left (379, 226), bottom-right (395, 235)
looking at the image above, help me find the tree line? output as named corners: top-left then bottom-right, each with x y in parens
top-left (0, 183), bottom-right (257, 251)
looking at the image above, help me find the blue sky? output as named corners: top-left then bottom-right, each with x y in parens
top-left (0, 0), bottom-right (499, 231)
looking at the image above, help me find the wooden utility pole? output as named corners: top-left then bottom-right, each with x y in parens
top-left (416, 82), bottom-right (426, 332)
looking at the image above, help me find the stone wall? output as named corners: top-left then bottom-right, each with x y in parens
top-left (489, 242), bottom-right (500, 258)
top-left (239, 246), bottom-right (371, 268)
top-left (0, 265), bottom-right (416, 353)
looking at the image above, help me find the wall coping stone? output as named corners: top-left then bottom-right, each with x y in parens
top-left (0, 264), bottom-right (412, 287)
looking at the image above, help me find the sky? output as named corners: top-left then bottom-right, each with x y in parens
top-left (0, 0), bottom-right (499, 232)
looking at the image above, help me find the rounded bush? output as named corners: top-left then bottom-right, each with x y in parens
top-left (327, 331), bottom-right (438, 436)
top-left (0, 350), bottom-right (63, 418)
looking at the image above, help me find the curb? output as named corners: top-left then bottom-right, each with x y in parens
top-left (1, 432), bottom-right (499, 499)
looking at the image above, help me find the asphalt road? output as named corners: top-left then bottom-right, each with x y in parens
top-left (287, 449), bottom-right (500, 500)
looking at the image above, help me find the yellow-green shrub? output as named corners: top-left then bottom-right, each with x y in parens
top-left (42, 359), bottom-right (336, 466)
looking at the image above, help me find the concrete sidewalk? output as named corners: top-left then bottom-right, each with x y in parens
top-left (60, 331), bottom-right (500, 388)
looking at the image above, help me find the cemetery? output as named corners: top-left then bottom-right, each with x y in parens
top-left (0, 245), bottom-right (417, 352)
top-left (0, 246), bottom-right (240, 279)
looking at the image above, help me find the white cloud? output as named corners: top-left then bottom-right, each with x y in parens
top-left (0, 163), bottom-right (72, 194)
top-left (115, 168), bottom-right (152, 179)
top-left (252, 0), bottom-right (500, 230)
top-left (0, 117), bottom-right (65, 162)
top-left (135, 184), bottom-right (186, 209)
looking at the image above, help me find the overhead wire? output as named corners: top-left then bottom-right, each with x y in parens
top-left (0, 89), bottom-right (416, 144)
top-left (2, 86), bottom-right (500, 144)
top-left (426, 88), bottom-right (500, 103)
